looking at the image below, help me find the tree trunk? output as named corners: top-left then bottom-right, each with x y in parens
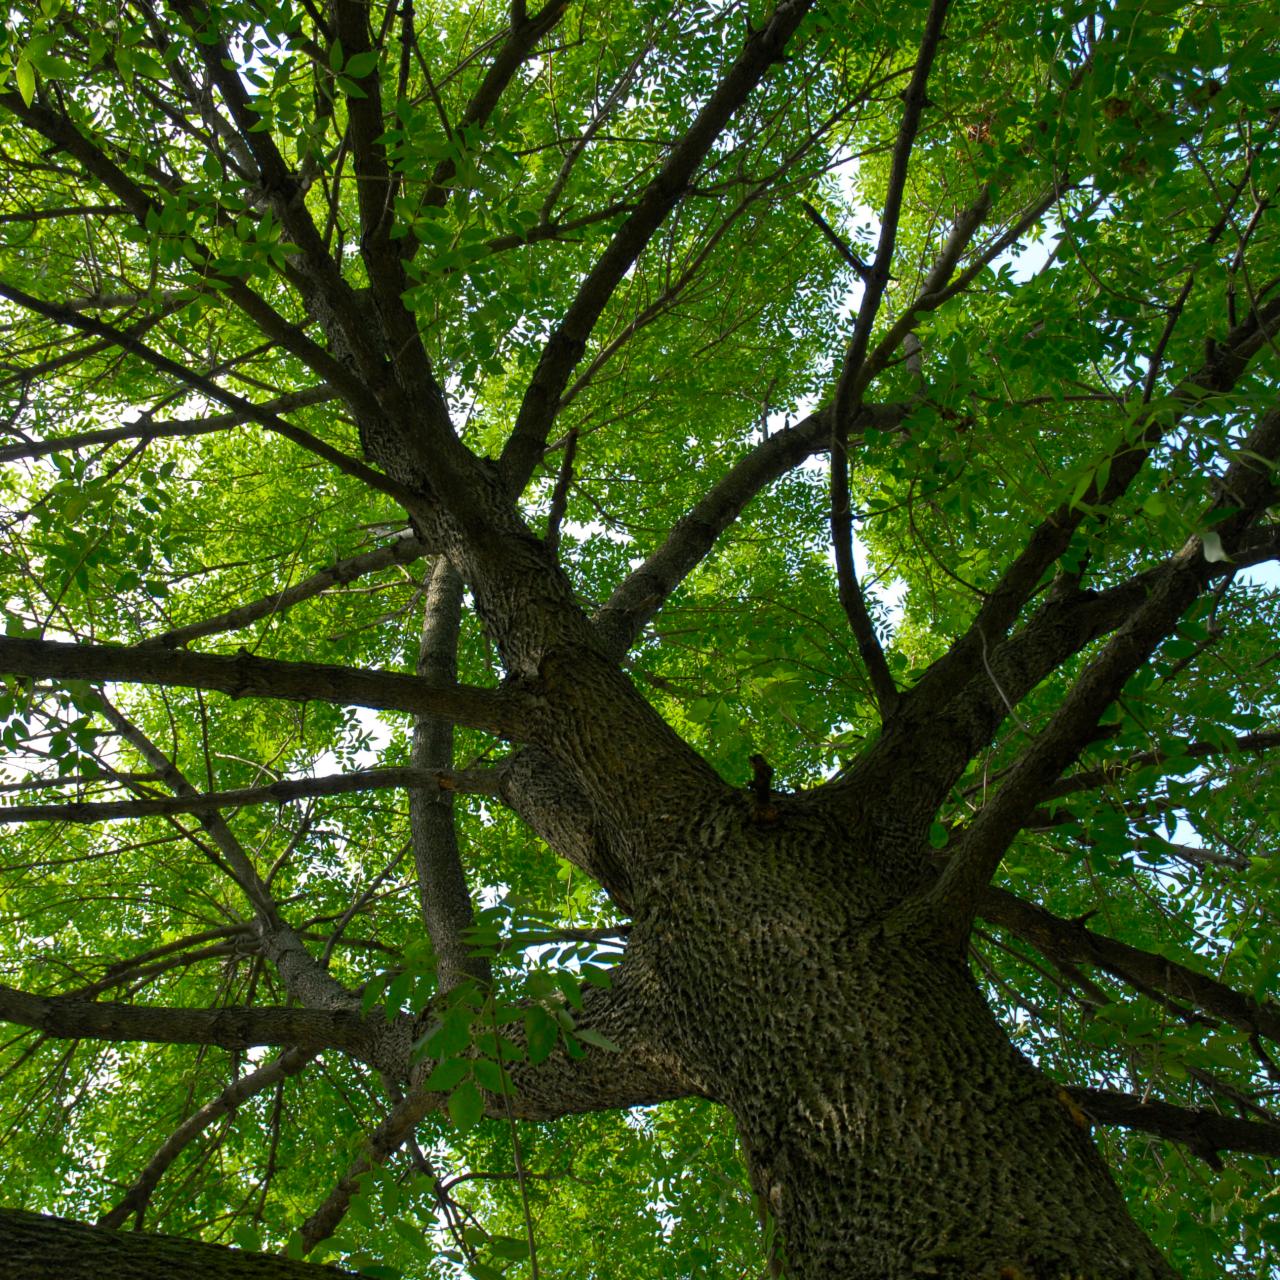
top-left (0, 1208), bottom-right (353, 1279)
top-left (636, 807), bottom-right (1177, 1279)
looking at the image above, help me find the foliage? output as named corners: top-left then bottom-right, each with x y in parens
top-left (0, 0), bottom-right (1277, 1275)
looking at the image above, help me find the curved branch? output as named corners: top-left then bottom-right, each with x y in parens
top-left (99, 1048), bottom-right (316, 1229)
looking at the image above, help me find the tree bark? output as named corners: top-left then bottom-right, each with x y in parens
top-left (0, 1208), bottom-right (354, 1279)
top-left (633, 809), bottom-right (1177, 1279)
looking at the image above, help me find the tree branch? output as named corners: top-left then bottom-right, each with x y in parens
top-left (1069, 1087), bottom-right (1280, 1163)
top-left (0, 765), bottom-right (497, 826)
top-left (409, 559), bottom-right (489, 990)
top-left (0, 982), bottom-right (377, 1055)
top-left (902, 291), bottom-right (1280, 737)
top-left (595, 401), bottom-right (910, 658)
top-left (498, 0), bottom-right (816, 493)
top-left (980, 887), bottom-right (1280, 1046)
top-left (0, 386), bottom-right (335, 466)
top-left (921, 402), bottom-right (1280, 939)
top-left (828, 0), bottom-right (950, 717)
top-left (141, 532), bottom-right (430, 649)
top-left (0, 636), bottom-right (524, 735)
top-left (0, 279), bottom-right (414, 507)
top-left (99, 1048), bottom-right (316, 1229)
top-left (0, 1208), bottom-right (358, 1279)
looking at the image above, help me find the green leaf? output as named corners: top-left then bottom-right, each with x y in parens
top-left (15, 58), bottom-right (35, 107)
top-left (447, 1080), bottom-right (484, 1131)
top-left (575, 1027), bottom-right (621, 1053)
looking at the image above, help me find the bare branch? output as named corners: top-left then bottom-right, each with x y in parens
top-left (99, 1048), bottom-right (315, 1229)
top-left (141, 533), bottom-right (430, 649)
top-left (498, 0), bottom-right (817, 493)
top-left (0, 636), bottom-right (525, 736)
top-left (0, 765), bottom-right (498, 826)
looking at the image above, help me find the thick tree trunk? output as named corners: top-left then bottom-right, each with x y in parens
top-left (637, 807), bottom-right (1177, 1279)
top-left (0, 1208), bottom-right (354, 1279)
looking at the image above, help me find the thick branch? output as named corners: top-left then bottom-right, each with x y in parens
top-left (0, 636), bottom-right (524, 735)
top-left (904, 293), bottom-right (1280, 732)
top-left (1070, 1087), bottom-right (1280, 1162)
top-left (409, 559), bottom-right (489, 990)
top-left (980, 887), bottom-right (1280, 1046)
top-left (923, 403), bottom-right (1280, 937)
top-left (0, 982), bottom-right (377, 1055)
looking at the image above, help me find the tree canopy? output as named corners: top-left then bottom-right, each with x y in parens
top-left (0, 0), bottom-right (1278, 1275)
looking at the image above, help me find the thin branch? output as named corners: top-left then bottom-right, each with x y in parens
top-left (596, 401), bottom-right (911, 657)
top-left (0, 387), bottom-right (335, 466)
top-left (141, 533), bottom-right (430, 649)
top-left (99, 1048), bottom-right (315, 1229)
top-left (0, 279), bottom-right (414, 507)
top-left (0, 765), bottom-right (499, 826)
top-left (498, 0), bottom-right (816, 494)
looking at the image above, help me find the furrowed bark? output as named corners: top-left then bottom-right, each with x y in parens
top-left (0, 1208), bottom-right (358, 1279)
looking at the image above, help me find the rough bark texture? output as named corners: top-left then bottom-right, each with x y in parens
top-left (0, 1209), bottom-right (355, 1279)
top-left (624, 797), bottom-right (1176, 1279)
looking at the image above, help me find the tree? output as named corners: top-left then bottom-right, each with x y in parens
top-left (0, 0), bottom-right (1277, 1273)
